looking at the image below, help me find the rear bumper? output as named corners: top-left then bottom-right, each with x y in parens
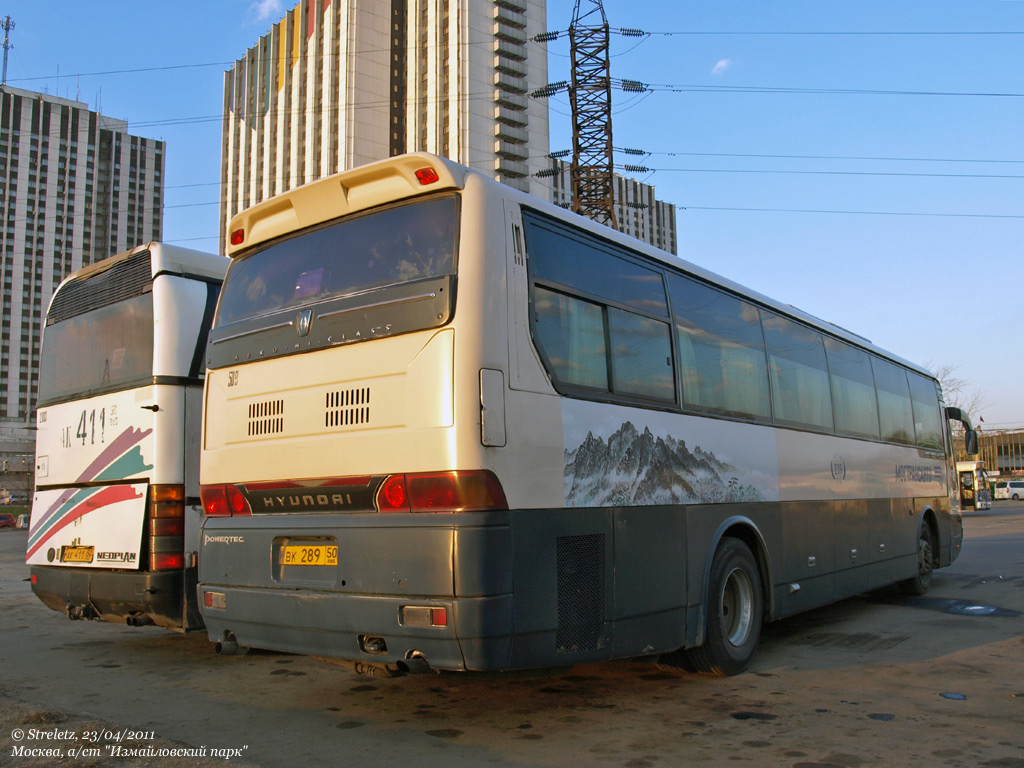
top-left (31, 565), bottom-right (201, 631)
top-left (198, 506), bottom-right (688, 672)
top-left (201, 587), bottom-right (516, 671)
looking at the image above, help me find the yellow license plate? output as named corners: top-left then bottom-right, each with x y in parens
top-left (282, 544), bottom-right (338, 566)
top-left (61, 545), bottom-right (95, 563)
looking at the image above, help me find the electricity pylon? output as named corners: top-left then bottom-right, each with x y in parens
top-left (568, 0), bottom-right (616, 229)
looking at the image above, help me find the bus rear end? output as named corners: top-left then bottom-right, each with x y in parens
top-left (199, 156), bottom-right (535, 671)
top-left (29, 244), bottom-right (224, 630)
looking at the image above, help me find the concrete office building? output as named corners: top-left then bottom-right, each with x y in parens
top-left (0, 86), bottom-right (164, 460)
top-left (220, 0), bottom-right (550, 251)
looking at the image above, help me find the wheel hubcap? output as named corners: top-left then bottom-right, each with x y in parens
top-left (918, 535), bottom-right (933, 579)
top-left (721, 567), bottom-right (754, 647)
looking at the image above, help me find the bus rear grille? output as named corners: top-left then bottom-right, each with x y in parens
top-left (248, 399), bottom-right (284, 436)
top-left (556, 533), bottom-right (606, 653)
top-left (325, 387), bottom-right (371, 428)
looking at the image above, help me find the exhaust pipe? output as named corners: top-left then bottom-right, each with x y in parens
top-left (396, 653), bottom-right (432, 675)
top-left (126, 613), bottom-right (154, 627)
top-left (66, 603), bottom-right (99, 621)
top-left (215, 632), bottom-right (248, 656)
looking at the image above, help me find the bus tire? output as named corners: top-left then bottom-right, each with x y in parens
top-left (684, 537), bottom-right (763, 677)
top-left (899, 524), bottom-right (935, 596)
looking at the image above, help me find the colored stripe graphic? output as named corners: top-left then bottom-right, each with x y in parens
top-left (26, 485), bottom-right (144, 560)
top-left (28, 426), bottom-right (153, 550)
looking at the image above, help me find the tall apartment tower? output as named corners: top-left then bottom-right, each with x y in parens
top-left (220, 0), bottom-right (550, 250)
top-left (0, 86), bottom-right (164, 459)
top-left (549, 158), bottom-right (678, 254)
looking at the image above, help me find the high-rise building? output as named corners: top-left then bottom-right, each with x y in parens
top-left (221, 0), bottom-right (678, 255)
top-left (220, 0), bottom-right (550, 251)
top-left (548, 158), bottom-right (678, 255)
top-left (0, 86), bottom-right (164, 460)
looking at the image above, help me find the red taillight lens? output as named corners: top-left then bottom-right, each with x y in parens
top-left (201, 486), bottom-right (229, 516)
top-left (150, 552), bottom-right (184, 571)
top-left (230, 228), bottom-right (244, 245)
top-left (415, 167), bottom-right (440, 185)
top-left (378, 476), bottom-right (410, 512)
top-left (408, 474), bottom-right (460, 511)
top-left (376, 471), bottom-right (507, 513)
top-left (200, 485), bottom-right (252, 516)
top-left (227, 485), bottom-right (250, 515)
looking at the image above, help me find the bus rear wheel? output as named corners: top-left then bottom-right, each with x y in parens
top-left (670, 537), bottom-right (763, 677)
top-left (899, 524), bottom-right (935, 596)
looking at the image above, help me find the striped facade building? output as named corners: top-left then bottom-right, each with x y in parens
top-left (0, 86), bottom-right (163, 460)
top-left (548, 158), bottom-right (678, 255)
top-left (220, 0), bottom-right (550, 251)
top-left (978, 430), bottom-right (1024, 476)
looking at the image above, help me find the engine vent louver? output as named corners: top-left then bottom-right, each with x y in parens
top-left (248, 399), bottom-right (285, 436)
top-left (556, 533), bottom-right (606, 653)
top-left (325, 387), bottom-right (371, 428)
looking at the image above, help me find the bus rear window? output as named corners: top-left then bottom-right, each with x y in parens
top-left (217, 196), bottom-right (459, 325)
top-left (38, 294), bottom-right (155, 405)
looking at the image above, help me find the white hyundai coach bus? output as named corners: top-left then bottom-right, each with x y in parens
top-left (197, 153), bottom-right (975, 675)
top-left (28, 243), bottom-right (227, 630)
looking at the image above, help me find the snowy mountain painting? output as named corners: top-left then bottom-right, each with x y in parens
top-left (562, 402), bottom-right (780, 507)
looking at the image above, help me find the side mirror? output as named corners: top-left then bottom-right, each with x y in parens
top-left (945, 406), bottom-right (964, 423)
top-left (964, 429), bottom-right (979, 456)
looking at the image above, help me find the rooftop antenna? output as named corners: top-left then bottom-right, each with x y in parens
top-left (1, 16), bottom-right (14, 86)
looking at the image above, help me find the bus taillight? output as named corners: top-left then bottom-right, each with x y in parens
top-left (376, 471), bottom-right (508, 513)
top-left (200, 485), bottom-right (252, 517)
top-left (151, 552), bottom-right (185, 571)
top-left (148, 485), bottom-right (186, 571)
top-left (415, 167), bottom-right (440, 185)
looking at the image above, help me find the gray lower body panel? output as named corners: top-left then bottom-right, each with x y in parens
top-left (198, 506), bottom-right (689, 672)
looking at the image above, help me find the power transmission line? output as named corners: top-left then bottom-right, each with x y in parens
top-left (623, 148), bottom-right (1024, 165)
top-left (674, 205), bottom-right (1024, 220)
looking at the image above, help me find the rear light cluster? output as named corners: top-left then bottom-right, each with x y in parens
top-left (148, 485), bottom-right (185, 571)
top-left (203, 590), bottom-right (227, 610)
top-left (376, 471), bottom-right (507, 513)
top-left (400, 606), bottom-right (448, 627)
top-left (200, 485), bottom-right (252, 517)
top-left (200, 471), bottom-right (507, 516)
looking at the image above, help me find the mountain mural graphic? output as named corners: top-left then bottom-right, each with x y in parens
top-left (564, 420), bottom-right (766, 506)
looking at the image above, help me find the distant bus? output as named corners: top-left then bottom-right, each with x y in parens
top-left (197, 154), bottom-right (975, 675)
top-left (28, 243), bottom-right (227, 630)
top-left (956, 460), bottom-right (991, 512)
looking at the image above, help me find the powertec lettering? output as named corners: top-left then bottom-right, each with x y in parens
top-left (204, 535), bottom-right (246, 545)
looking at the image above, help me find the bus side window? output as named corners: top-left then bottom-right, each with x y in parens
top-left (873, 358), bottom-right (916, 445)
top-left (762, 312), bottom-right (834, 432)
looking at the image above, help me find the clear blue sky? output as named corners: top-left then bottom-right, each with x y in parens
top-left (5, 1), bottom-right (1023, 431)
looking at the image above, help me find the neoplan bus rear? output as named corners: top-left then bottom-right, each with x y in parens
top-left (198, 154), bottom-right (972, 675)
top-left (28, 243), bottom-right (227, 630)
